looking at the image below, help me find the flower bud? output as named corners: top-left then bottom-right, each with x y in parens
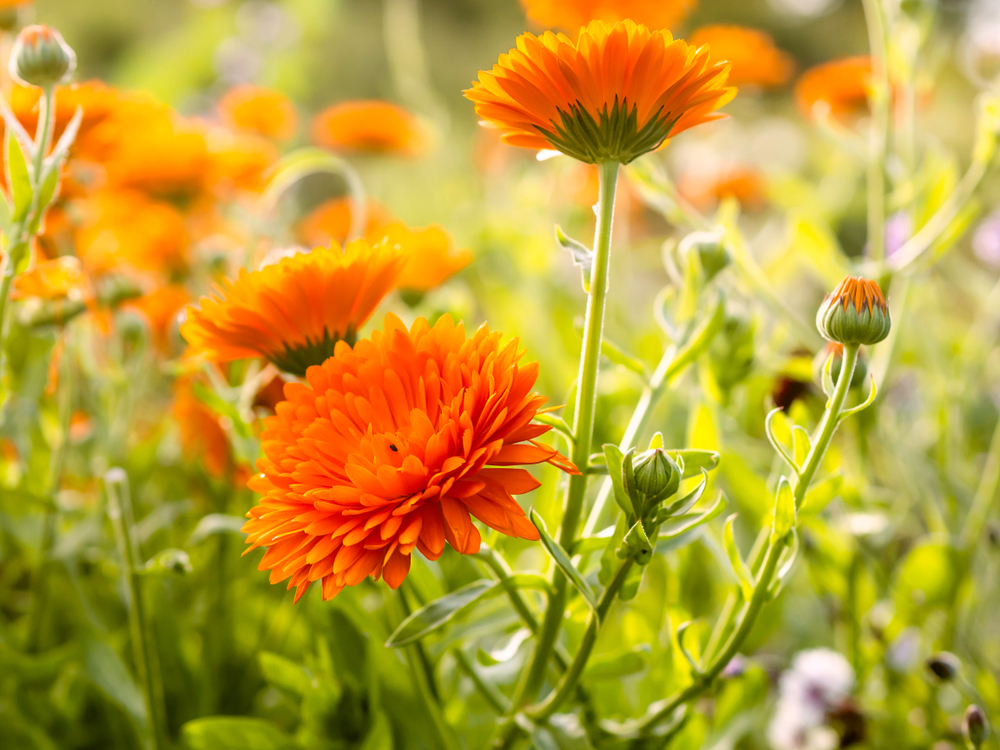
top-left (816, 276), bottom-right (891, 346)
top-left (925, 652), bottom-right (961, 681)
top-left (626, 434), bottom-right (681, 511)
top-left (964, 705), bottom-right (990, 748)
top-left (678, 230), bottom-right (729, 282)
top-left (9, 25), bottom-right (76, 88)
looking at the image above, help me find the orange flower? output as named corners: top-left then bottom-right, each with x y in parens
top-left (520, 0), bottom-right (695, 32)
top-left (795, 57), bottom-right (872, 120)
top-left (126, 284), bottom-right (190, 351)
top-left (677, 166), bottom-right (766, 211)
top-left (173, 378), bottom-right (232, 478)
top-left (688, 26), bottom-right (793, 89)
top-left (12, 256), bottom-right (90, 301)
top-left (465, 20), bottom-right (735, 164)
top-left (219, 84), bottom-right (298, 140)
top-left (0, 0), bottom-right (31, 8)
top-left (205, 129), bottom-right (279, 193)
top-left (297, 197), bottom-right (394, 248)
top-left (9, 81), bottom-right (119, 145)
top-left (180, 240), bottom-right (407, 376)
top-left (311, 100), bottom-right (428, 157)
top-left (376, 222), bottom-right (472, 292)
top-left (242, 313), bottom-right (578, 601)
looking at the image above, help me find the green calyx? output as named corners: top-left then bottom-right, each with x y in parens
top-left (623, 435), bottom-right (681, 518)
top-left (816, 295), bottom-right (891, 347)
top-left (536, 97), bottom-right (675, 165)
top-left (10, 26), bottom-right (76, 89)
top-left (268, 326), bottom-right (355, 377)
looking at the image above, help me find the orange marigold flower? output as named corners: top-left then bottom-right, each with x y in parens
top-left (205, 129), bottom-right (279, 194)
top-left (816, 275), bottom-right (891, 346)
top-left (677, 165), bottom-right (766, 211)
top-left (242, 313), bottom-right (578, 601)
top-left (465, 20), bottom-right (735, 164)
top-left (311, 100), bottom-right (428, 157)
top-left (795, 57), bottom-right (872, 120)
top-left (377, 222), bottom-right (472, 292)
top-left (297, 197), bottom-right (394, 248)
top-left (173, 378), bottom-right (232, 478)
top-left (688, 25), bottom-right (793, 89)
top-left (520, 0), bottom-right (695, 32)
top-left (180, 240), bottom-right (407, 376)
top-left (11, 256), bottom-right (90, 301)
top-left (219, 84), bottom-right (298, 140)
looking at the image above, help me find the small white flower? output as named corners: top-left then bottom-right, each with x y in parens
top-left (768, 649), bottom-right (855, 750)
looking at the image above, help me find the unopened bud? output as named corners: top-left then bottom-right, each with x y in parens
top-left (678, 230), bottom-right (729, 282)
top-left (964, 705), bottom-right (990, 748)
top-left (816, 276), bottom-right (891, 346)
top-left (627, 434), bottom-right (680, 510)
top-left (10, 25), bottom-right (76, 88)
top-left (925, 652), bottom-right (961, 681)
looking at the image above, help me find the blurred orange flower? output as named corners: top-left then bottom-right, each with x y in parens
top-left (242, 313), bottom-right (578, 601)
top-left (9, 81), bottom-right (119, 145)
top-left (311, 100), bottom-right (428, 157)
top-left (173, 378), bottom-right (232, 478)
top-left (678, 166), bottom-right (767, 211)
top-left (377, 222), bottom-right (472, 292)
top-left (465, 20), bottom-right (734, 164)
top-left (520, 0), bottom-right (694, 31)
top-left (180, 240), bottom-right (407, 376)
top-left (795, 57), bottom-right (872, 120)
top-left (0, 0), bottom-right (31, 8)
top-left (219, 84), bottom-right (297, 140)
top-left (205, 129), bottom-right (279, 194)
top-left (297, 197), bottom-right (394, 248)
top-left (689, 26), bottom-right (793, 89)
top-left (12, 256), bottom-right (90, 301)
top-left (127, 284), bottom-right (190, 351)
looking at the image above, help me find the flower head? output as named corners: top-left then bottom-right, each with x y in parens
top-left (9, 24), bottom-right (76, 88)
top-left (242, 313), bottom-right (578, 601)
top-left (219, 84), bottom-right (297, 140)
top-left (465, 20), bottom-right (735, 164)
top-left (376, 222), bottom-right (473, 292)
top-left (816, 276), bottom-right (891, 346)
top-left (12, 256), bottom-right (89, 301)
top-left (795, 57), bottom-right (872, 120)
top-left (688, 26), bottom-right (793, 89)
top-left (311, 100), bottom-right (428, 157)
top-left (768, 649), bottom-right (856, 750)
top-left (180, 241), bottom-right (407, 376)
top-left (297, 198), bottom-right (394, 248)
top-left (520, 0), bottom-right (695, 32)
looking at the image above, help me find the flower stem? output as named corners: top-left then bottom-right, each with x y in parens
top-left (512, 160), bottom-right (619, 706)
top-left (862, 0), bottom-right (889, 263)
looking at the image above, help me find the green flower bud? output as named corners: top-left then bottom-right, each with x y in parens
top-left (816, 275), bottom-right (891, 346)
top-left (10, 24), bottom-right (76, 89)
top-left (964, 705), bottom-right (990, 748)
top-left (678, 230), bottom-right (729, 282)
top-left (925, 652), bottom-right (961, 681)
top-left (625, 434), bottom-right (680, 513)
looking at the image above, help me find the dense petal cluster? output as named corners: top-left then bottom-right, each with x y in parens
top-left (689, 25), bottom-right (793, 89)
top-left (243, 313), bottom-right (578, 601)
top-left (795, 57), bottom-right (872, 120)
top-left (520, 0), bottom-right (695, 32)
top-left (180, 241), bottom-right (407, 375)
top-left (465, 20), bottom-right (735, 164)
top-left (311, 100), bottom-right (428, 156)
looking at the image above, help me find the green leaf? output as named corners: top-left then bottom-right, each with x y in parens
top-left (599, 516), bottom-right (628, 588)
top-left (600, 337), bottom-right (647, 377)
top-left (259, 651), bottom-right (316, 697)
top-left (723, 514), bottom-right (755, 600)
top-left (84, 638), bottom-right (147, 731)
top-left (671, 449), bottom-right (720, 478)
top-left (6, 131), bottom-right (32, 223)
top-left (764, 408), bottom-right (798, 475)
top-left (385, 580), bottom-right (497, 647)
top-left (27, 166), bottom-right (60, 236)
top-left (181, 717), bottom-right (298, 750)
top-left (187, 513), bottom-right (247, 545)
top-left (659, 470), bottom-right (709, 518)
top-left (42, 105), bottom-right (83, 178)
top-left (658, 492), bottom-right (727, 539)
top-left (556, 223), bottom-right (593, 291)
top-left (837, 375), bottom-right (878, 423)
top-left (583, 645), bottom-right (650, 680)
top-left (192, 381), bottom-right (253, 438)
top-left (772, 477), bottom-right (796, 539)
top-left (530, 509), bottom-right (598, 613)
top-left (359, 711), bottom-right (394, 750)
top-left (603, 444), bottom-right (634, 519)
top-left (623, 520), bottom-right (654, 565)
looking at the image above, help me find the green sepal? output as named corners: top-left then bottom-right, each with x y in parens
top-left (603, 444), bottom-right (634, 520)
top-left (724, 514), bottom-right (755, 600)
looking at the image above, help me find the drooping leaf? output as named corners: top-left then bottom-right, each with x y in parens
top-left (386, 580), bottom-right (497, 647)
top-left (187, 513), bottom-right (247, 545)
top-left (603, 444), bottom-right (633, 518)
top-left (530, 509), bottom-right (598, 612)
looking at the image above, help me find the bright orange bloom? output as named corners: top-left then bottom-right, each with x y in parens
top-left (688, 26), bottom-right (793, 89)
top-left (205, 130), bottom-right (279, 193)
top-left (173, 378), bottom-right (232, 478)
top-left (795, 57), bottom-right (872, 120)
top-left (219, 84), bottom-right (298, 140)
top-left (12, 256), bottom-right (90, 301)
top-left (181, 240), bottom-right (407, 376)
top-left (243, 313), bottom-right (578, 601)
top-left (520, 0), bottom-right (695, 32)
top-left (311, 100), bottom-right (428, 157)
top-left (0, 0), bottom-right (30, 8)
top-left (377, 222), bottom-right (473, 292)
top-left (465, 20), bottom-right (735, 164)
top-left (297, 197), bottom-right (394, 248)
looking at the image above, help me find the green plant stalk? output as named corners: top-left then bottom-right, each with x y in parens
top-left (512, 160), bottom-right (619, 707)
top-left (105, 471), bottom-right (166, 750)
top-left (862, 0), bottom-right (889, 263)
top-left (636, 344), bottom-right (860, 736)
top-left (454, 648), bottom-right (510, 714)
top-left (32, 86), bottom-right (54, 189)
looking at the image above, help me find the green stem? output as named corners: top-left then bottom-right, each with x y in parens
top-left (636, 344), bottom-right (861, 737)
top-left (512, 160), bottom-right (619, 706)
top-left (862, 0), bottom-right (889, 263)
top-left (105, 469), bottom-right (166, 750)
top-left (32, 86), bottom-right (54, 186)
top-left (399, 584), bottom-right (441, 704)
top-left (454, 648), bottom-right (510, 714)
top-left (527, 557), bottom-right (634, 721)
top-left (960, 413), bottom-right (1000, 550)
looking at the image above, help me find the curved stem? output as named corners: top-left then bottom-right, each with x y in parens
top-left (512, 160), bottom-right (619, 707)
top-left (862, 0), bottom-right (889, 263)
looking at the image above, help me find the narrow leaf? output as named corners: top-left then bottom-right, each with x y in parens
top-left (181, 717), bottom-right (297, 750)
top-left (603, 444), bottom-right (633, 519)
top-left (556, 223), bottom-right (593, 292)
top-left (659, 470), bottom-right (708, 518)
top-left (658, 492), bottom-right (727, 539)
top-left (764, 408), bottom-right (798, 475)
top-left (772, 476), bottom-right (796, 539)
top-left (6, 131), bottom-right (32, 223)
top-left (838, 375), bottom-right (878, 422)
top-left (671, 449), bottom-right (720, 478)
top-left (385, 579), bottom-right (497, 647)
top-left (723, 514), bottom-right (755, 600)
top-left (530, 509), bottom-right (598, 612)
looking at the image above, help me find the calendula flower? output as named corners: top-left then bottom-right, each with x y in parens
top-left (11, 256), bottom-right (90, 301)
top-left (242, 313), bottom-right (578, 601)
top-left (688, 26), bottom-right (793, 89)
top-left (816, 276), bottom-right (891, 346)
top-left (173, 378), bottom-right (232, 478)
top-left (520, 0), bottom-right (695, 31)
top-left (297, 197), bottom-right (394, 248)
top-left (219, 84), bottom-right (297, 140)
top-left (311, 100), bottom-right (428, 157)
top-left (678, 165), bottom-right (766, 211)
top-left (465, 20), bottom-right (735, 164)
top-left (205, 129), bottom-right (279, 193)
top-left (795, 57), bottom-right (872, 120)
top-left (180, 240), bottom-right (407, 376)
top-left (374, 222), bottom-right (472, 292)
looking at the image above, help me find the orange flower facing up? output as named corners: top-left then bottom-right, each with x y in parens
top-left (181, 240), bottom-right (407, 376)
top-left (311, 100), bottom-right (428, 157)
top-left (219, 84), bottom-right (298, 140)
top-left (242, 313), bottom-right (578, 601)
top-left (465, 20), bottom-right (735, 165)
top-left (689, 26), bottom-right (793, 89)
top-left (377, 222), bottom-right (473, 292)
top-left (795, 57), bottom-right (872, 120)
top-left (12, 256), bottom-right (90, 301)
top-left (520, 0), bottom-right (695, 32)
